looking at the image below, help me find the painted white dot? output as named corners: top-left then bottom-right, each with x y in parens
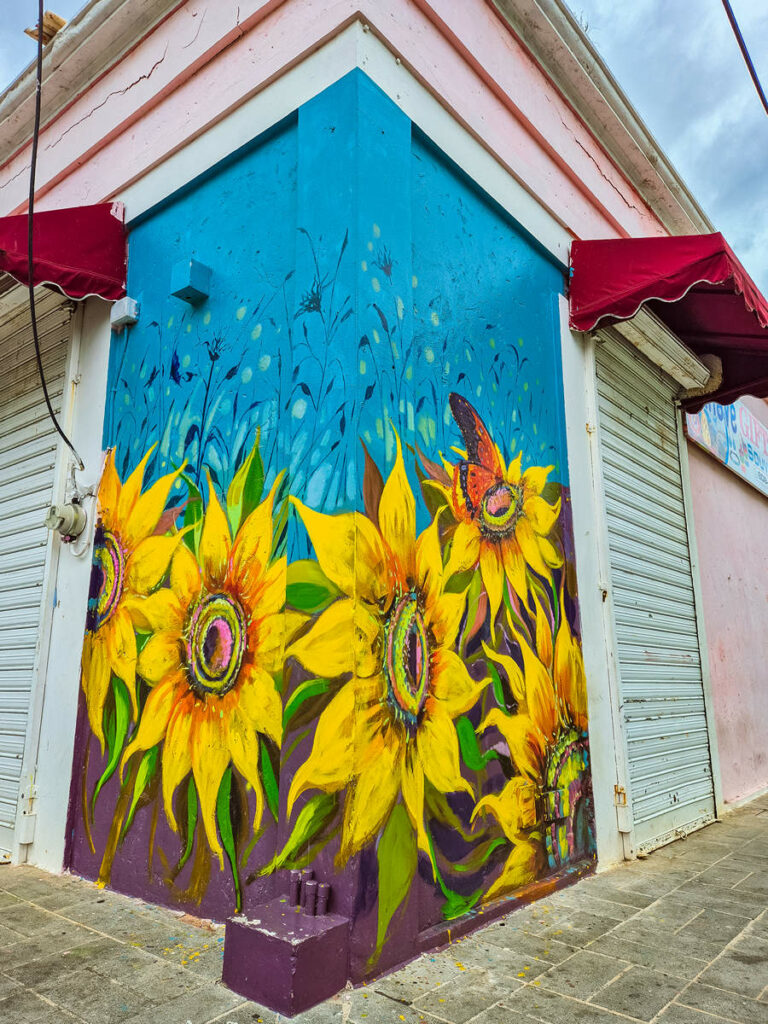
top-left (241, 367), bottom-right (253, 384)
top-left (430, 311), bottom-right (439, 326)
top-left (425, 347), bottom-right (435, 363)
top-left (258, 354), bottom-right (271, 372)
top-left (251, 324), bottom-right (262, 341)
top-left (236, 306), bottom-right (247, 320)
top-left (292, 398), bottom-right (307, 419)
top-left (371, 277), bottom-right (381, 293)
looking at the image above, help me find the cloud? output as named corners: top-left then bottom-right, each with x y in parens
top-left (570, 0), bottom-right (768, 290)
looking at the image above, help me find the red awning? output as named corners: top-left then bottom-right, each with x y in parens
top-left (0, 202), bottom-right (126, 301)
top-left (569, 233), bottom-right (768, 409)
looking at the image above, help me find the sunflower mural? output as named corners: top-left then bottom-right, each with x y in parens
top-left (79, 436), bottom-right (291, 908)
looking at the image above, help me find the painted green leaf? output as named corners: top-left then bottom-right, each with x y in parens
top-left (227, 432), bottom-right (264, 536)
top-left (282, 678), bottom-right (333, 731)
top-left (181, 473), bottom-right (203, 553)
top-left (176, 777), bottom-right (198, 876)
top-left (456, 716), bottom-right (498, 772)
top-left (428, 832), bottom-right (484, 921)
top-left (487, 658), bottom-right (506, 709)
top-left (217, 768), bottom-right (242, 912)
top-left (92, 677), bottom-right (131, 815)
top-left (260, 741), bottom-right (280, 822)
top-left (263, 792), bottom-right (337, 873)
top-left (453, 836), bottom-right (507, 873)
top-left (286, 560), bottom-right (341, 613)
top-left (120, 746), bottom-right (159, 840)
top-left (371, 803), bottom-right (417, 965)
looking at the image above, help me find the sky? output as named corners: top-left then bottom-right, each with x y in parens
top-left (1, 1), bottom-right (767, 290)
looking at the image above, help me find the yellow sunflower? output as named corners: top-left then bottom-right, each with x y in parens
top-left (82, 446), bottom-right (184, 752)
top-left (287, 435), bottom-right (484, 867)
top-left (473, 588), bottom-right (591, 900)
top-left (121, 473), bottom-right (286, 866)
top-left (432, 394), bottom-right (562, 621)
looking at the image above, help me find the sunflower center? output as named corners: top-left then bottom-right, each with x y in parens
top-left (86, 527), bottom-right (125, 631)
top-left (186, 593), bottom-right (246, 697)
top-left (479, 482), bottom-right (521, 538)
top-left (384, 594), bottom-right (430, 732)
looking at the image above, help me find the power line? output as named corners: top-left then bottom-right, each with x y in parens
top-left (28, 0), bottom-right (85, 471)
top-left (721, 0), bottom-right (768, 117)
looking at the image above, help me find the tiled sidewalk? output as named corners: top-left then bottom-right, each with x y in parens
top-left (1, 797), bottom-right (767, 1023)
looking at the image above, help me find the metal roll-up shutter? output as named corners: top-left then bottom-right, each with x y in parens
top-left (595, 332), bottom-right (715, 852)
top-left (0, 289), bottom-right (73, 855)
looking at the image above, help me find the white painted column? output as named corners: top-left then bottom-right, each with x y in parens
top-left (558, 296), bottom-right (627, 869)
top-left (29, 297), bottom-right (112, 872)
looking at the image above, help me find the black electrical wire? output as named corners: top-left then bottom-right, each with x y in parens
top-left (721, 0), bottom-right (768, 117)
top-left (28, 0), bottom-right (84, 471)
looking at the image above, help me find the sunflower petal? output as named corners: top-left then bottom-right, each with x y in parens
top-left (515, 518), bottom-right (550, 578)
top-left (338, 742), bottom-right (401, 865)
top-left (506, 452), bottom-right (523, 486)
top-left (481, 641), bottom-right (525, 704)
top-left (237, 666), bottom-right (283, 748)
top-left (170, 543), bottom-right (201, 607)
top-left (378, 431), bottom-right (416, 580)
top-left (230, 473), bottom-right (283, 594)
top-left (123, 467), bottom-right (185, 550)
top-left (430, 648), bottom-right (485, 717)
top-left (228, 706), bottom-right (266, 833)
top-left (501, 540), bottom-right (528, 601)
top-left (122, 674), bottom-right (183, 772)
top-left (517, 630), bottom-right (558, 743)
top-left (124, 590), bottom-right (184, 635)
top-left (471, 777), bottom-right (538, 840)
top-left (415, 514), bottom-right (443, 602)
top-left (426, 591), bottom-right (467, 649)
top-left (81, 631), bottom-right (111, 754)
top-left (288, 598), bottom-right (380, 680)
top-left (445, 520), bottom-right (481, 578)
top-left (521, 464), bottom-right (553, 496)
top-left (117, 445), bottom-right (156, 528)
top-left (137, 631), bottom-right (182, 685)
top-left (191, 707), bottom-right (230, 866)
top-left (537, 534), bottom-right (563, 569)
top-left (479, 543), bottom-right (504, 624)
top-left (477, 708), bottom-right (545, 784)
top-left (97, 449), bottom-right (121, 533)
top-left (484, 837), bottom-right (543, 902)
top-left (105, 607), bottom-right (138, 718)
top-left (417, 707), bottom-right (472, 797)
top-left (554, 605), bottom-right (589, 732)
top-left (162, 699), bottom-right (194, 831)
top-left (401, 750), bottom-right (429, 859)
top-left (199, 473), bottom-right (232, 590)
top-left (523, 494), bottom-right (561, 537)
top-left (125, 535), bottom-right (181, 595)
top-left (286, 683), bottom-right (356, 817)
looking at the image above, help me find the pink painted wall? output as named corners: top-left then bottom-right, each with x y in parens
top-left (688, 397), bottom-right (768, 804)
top-left (0, 0), bottom-right (665, 243)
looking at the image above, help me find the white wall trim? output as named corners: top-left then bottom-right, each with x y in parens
top-left (558, 297), bottom-right (627, 869)
top-left (612, 308), bottom-right (711, 391)
top-left (118, 20), bottom-right (570, 265)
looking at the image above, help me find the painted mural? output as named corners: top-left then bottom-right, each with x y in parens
top-left (68, 72), bottom-right (594, 976)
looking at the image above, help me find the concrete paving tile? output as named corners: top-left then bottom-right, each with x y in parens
top-left (697, 934), bottom-right (768, 999)
top-left (590, 966), bottom-right (684, 1020)
top-left (432, 937), bottom-right (551, 980)
top-left (693, 863), bottom-right (755, 887)
top-left (175, 938), bottom-right (226, 978)
top-left (0, 903), bottom-right (64, 937)
top-left (672, 883), bottom-right (765, 920)
top-left (7, 939), bottom-right (117, 989)
top-left (678, 982), bottom-right (768, 1023)
top-left (0, 986), bottom-right (65, 1023)
top-left (656, 1005), bottom-right (738, 1024)
top-left (0, 921), bottom-right (98, 969)
top-left (633, 898), bottom-right (703, 933)
top-left (585, 933), bottom-right (708, 979)
top-left (563, 879), bottom-right (654, 909)
top-left (463, 1006), bottom-right (532, 1024)
top-left (208, 999), bottom-right (279, 1022)
top-left (477, 923), bottom-right (578, 963)
top-left (676, 908), bottom-right (747, 948)
top-left (84, 941), bottom-right (157, 979)
top-left (347, 989), bottom-right (444, 1023)
top-left (374, 952), bottom-right (474, 1002)
top-left (413, 969), bottom-right (522, 1023)
top-left (554, 893), bottom-right (639, 922)
top-left (0, 972), bottom-right (23, 999)
top-left (538, 949), bottom-right (627, 1000)
top-left (537, 910), bottom-right (618, 946)
top-left (121, 982), bottom-right (245, 1024)
top-left (507, 984), bottom-right (629, 1022)
top-left (0, 891), bottom-right (22, 909)
top-left (35, 967), bottom-right (153, 1022)
top-left (120, 958), bottom-right (209, 1001)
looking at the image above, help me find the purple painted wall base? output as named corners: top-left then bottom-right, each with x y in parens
top-left (222, 899), bottom-right (350, 1017)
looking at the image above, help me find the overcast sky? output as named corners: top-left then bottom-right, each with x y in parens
top-left (1, 1), bottom-right (767, 290)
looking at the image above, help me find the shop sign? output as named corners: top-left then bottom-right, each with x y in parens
top-left (686, 400), bottom-right (768, 498)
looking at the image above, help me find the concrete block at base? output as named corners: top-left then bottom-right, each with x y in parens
top-left (222, 898), bottom-right (350, 1017)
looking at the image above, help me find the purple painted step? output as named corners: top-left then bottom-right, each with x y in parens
top-left (222, 898), bottom-right (350, 1016)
